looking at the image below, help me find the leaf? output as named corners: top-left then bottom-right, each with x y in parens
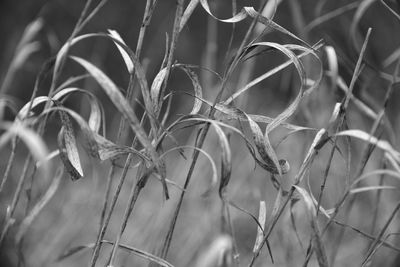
top-left (56, 33), bottom-right (157, 134)
top-left (180, 66), bottom-right (203, 114)
top-left (18, 87), bottom-right (103, 134)
top-left (170, 115), bottom-right (290, 175)
top-left (71, 56), bottom-right (169, 197)
top-left (17, 96), bottom-right (49, 120)
top-left (53, 87), bottom-right (103, 133)
top-left (214, 101), bottom-right (313, 132)
top-left (324, 46), bottom-right (338, 90)
top-left (93, 133), bottom-right (149, 162)
top-left (57, 127), bottom-right (82, 180)
top-left (71, 56), bottom-right (149, 148)
top-left (213, 124), bottom-right (232, 199)
top-left (151, 64), bottom-right (203, 115)
top-left (253, 201), bottom-right (267, 252)
top-left (199, 0), bottom-right (310, 46)
top-left (353, 169), bottom-right (400, 186)
top-left (223, 42), bottom-right (323, 106)
top-left (0, 121), bottom-right (50, 182)
top-left (56, 102), bottom-right (83, 180)
top-left (179, 0), bottom-right (200, 32)
top-left (108, 30), bottom-right (134, 73)
top-left (350, 185), bottom-right (397, 194)
top-left (0, 95), bottom-right (18, 119)
top-left (41, 106), bottom-right (148, 163)
top-left (245, 113), bottom-right (288, 176)
top-left (335, 130), bottom-right (400, 163)
top-left (160, 145), bottom-right (218, 196)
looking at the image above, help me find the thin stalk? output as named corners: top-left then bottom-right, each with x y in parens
top-left (157, 0), bottom-right (184, 117)
top-left (329, 55), bottom-right (400, 264)
top-left (89, 2), bottom-right (158, 266)
top-left (159, 1), bottom-right (273, 260)
top-left (370, 161), bottom-right (387, 234)
top-left (89, 151), bottom-right (140, 267)
top-left (0, 140), bottom-right (16, 192)
top-left (316, 121), bottom-right (343, 217)
top-left (94, 0), bottom-right (202, 264)
top-left (0, 58), bottom-right (54, 195)
top-left (0, 0), bottom-right (107, 249)
top-left (361, 201), bottom-right (400, 266)
top-left (0, 155), bottom-right (31, 244)
top-left (107, 165), bottom-right (150, 266)
top-left (248, 188), bottom-right (294, 267)
top-left (299, 28), bottom-right (372, 265)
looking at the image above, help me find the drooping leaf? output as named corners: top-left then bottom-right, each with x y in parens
top-left (213, 124), bottom-right (232, 198)
top-left (108, 30), bottom-right (134, 73)
top-left (245, 113), bottom-right (288, 176)
top-left (71, 56), bottom-right (169, 198)
top-left (56, 102), bottom-right (83, 180)
top-left (57, 126), bottom-right (82, 181)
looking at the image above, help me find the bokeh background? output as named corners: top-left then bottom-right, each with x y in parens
top-left (1, 0), bottom-right (400, 266)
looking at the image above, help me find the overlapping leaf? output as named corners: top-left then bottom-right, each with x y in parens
top-left (151, 64), bottom-right (203, 115)
top-left (57, 109), bottom-right (83, 180)
top-left (199, 0), bottom-right (310, 46)
top-left (71, 56), bottom-right (169, 198)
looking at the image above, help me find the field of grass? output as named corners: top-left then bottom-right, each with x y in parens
top-left (1, 0), bottom-right (400, 266)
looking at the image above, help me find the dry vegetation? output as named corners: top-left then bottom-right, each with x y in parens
top-left (1, 0), bottom-right (400, 266)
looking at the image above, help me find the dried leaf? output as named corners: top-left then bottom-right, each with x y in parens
top-left (245, 113), bottom-right (288, 175)
top-left (71, 56), bottom-right (168, 197)
top-left (57, 126), bottom-right (82, 180)
top-left (253, 201), bottom-right (267, 252)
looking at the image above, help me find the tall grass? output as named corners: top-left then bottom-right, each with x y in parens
top-left (1, 0), bottom-right (400, 266)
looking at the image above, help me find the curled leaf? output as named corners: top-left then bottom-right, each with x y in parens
top-left (57, 126), bottom-right (83, 181)
top-left (245, 113), bottom-right (289, 175)
top-left (151, 64), bottom-right (203, 115)
top-left (108, 30), bottom-right (134, 73)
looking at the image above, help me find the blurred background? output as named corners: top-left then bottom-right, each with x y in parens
top-left (1, 0), bottom-right (400, 266)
